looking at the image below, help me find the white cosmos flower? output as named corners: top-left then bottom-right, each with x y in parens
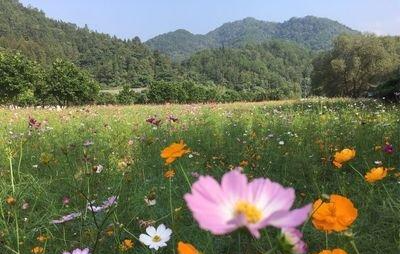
top-left (139, 224), bottom-right (172, 250)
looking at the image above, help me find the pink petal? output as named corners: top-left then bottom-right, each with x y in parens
top-left (263, 204), bottom-right (312, 228)
top-left (221, 170), bottom-right (248, 201)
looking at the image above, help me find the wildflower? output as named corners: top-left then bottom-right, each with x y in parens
top-left (92, 165), bottom-right (104, 174)
top-left (51, 212), bottom-right (82, 224)
top-left (279, 228), bottom-right (307, 254)
top-left (164, 170), bottom-right (176, 179)
top-left (365, 167), bottom-right (388, 183)
top-left (28, 116), bottom-right (41, 129)
top-left (332, 148), bottom-right (356, 168)
top-left (36, 235), bottom-right (48, 242)
top-left (31, 246), bottom-right (44, 254)
top-left (383, 143), bottom-right (394, 154)
top-left (87, 196), bottom-right (117, 213)
top-left (62, 196), bottom-right (71, 205)
top-left (279, 141), bottom-right (285, 145)
top-left (317, 249), bottom-right (347, 254)
top-left (6, 196), bottom-right (16, 205)
top-left (312, 195), bottom-right (358, 232)
top-left (83, 140), bottom-right (94, 147)
top-left (168, 115), bottom-right (179, 122)
top-left (178, 242), bottom-right (199, 254)
top-left (184, 170), bottom-right (311, 238)
top-left (144, 196), bottom-right (156, 206)
top-left (120, 239), bottom-right (134, 251)
top-left (62, 248), bottom-right (90, 254)
top-left (139, 224), bottom-right (172, 250)
top-left (146, 116), bottom-right (161, 126)
top-left (161, 141), bottom-right (190, 165)
top-left (22, 202), bottom-right (30, 210)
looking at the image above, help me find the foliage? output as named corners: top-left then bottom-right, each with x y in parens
top-left (116, 86), bottom-right (138, 105)
top-left (146, 16), bottom-right (359, 61)
top-left (311, 34), bottom-right (400, 97)
top-left (44, 59), bottom-right (100, 106)
top-left (0, 0), bottom-right (178, 86)
top-left (0, 50), bottom-right (42, 104)
top-left (182, 40), bottom-right (311, 99)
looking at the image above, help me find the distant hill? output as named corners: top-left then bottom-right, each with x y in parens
top-left (146, 16), bottom-right (359, 61)
top-left (0, 0), bottom-right (177, 86)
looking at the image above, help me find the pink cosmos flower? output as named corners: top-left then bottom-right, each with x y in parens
top-left (62, 248), bottom-right (90, 254)
top-left (184, 170), bottom-right (311, 238)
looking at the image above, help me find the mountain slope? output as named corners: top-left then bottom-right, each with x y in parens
top-left (146, 16), bottom-right (359, 60)
top-left (0, 0), bottom-right (177, 86)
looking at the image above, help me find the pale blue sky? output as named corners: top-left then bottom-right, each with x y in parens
top-left (20, 0), bottom-right (400, 41)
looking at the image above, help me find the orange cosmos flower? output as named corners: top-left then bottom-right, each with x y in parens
top-left (332, 148), bottom-right (356, 168)
top-left (161, 141), bottom-right (190, 165)
top-left (317, 248), bottom-right (347, 254)
top-left (120, 239), bottom-right (134, 251)
top-left (164, 170), bottom-right (176, 179)
top-left (178, 242), bottom-right (199, 254)
top-left (365, 167), bottom-right (388, 183)
top-left (31, 246), bottom-right (44, 254)
top-left (312, 194), bottom-right (358, 232)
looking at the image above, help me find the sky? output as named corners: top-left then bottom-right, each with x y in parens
top-left (19, 0), bottom-right (400, 41)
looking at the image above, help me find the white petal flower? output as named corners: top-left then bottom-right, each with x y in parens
top-left (139, 224), bottom-right (172, 250)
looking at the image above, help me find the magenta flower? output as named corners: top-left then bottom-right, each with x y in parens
top-left (280, 228), bottom-right (308, 254)
top-left (62, 248), bottom-right (90, 254)
top-left (184, 170), bottom-right (311, 238)
top-left (383, 143), bottom-right (394, 154)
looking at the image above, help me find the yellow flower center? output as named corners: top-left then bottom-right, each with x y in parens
top-left (152, 235), bottom-right (162, 242)
top-left (235, 201), bottom-right (262, 224)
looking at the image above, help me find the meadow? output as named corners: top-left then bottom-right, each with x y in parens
top-left (0, 98), bottom-right (399, 254)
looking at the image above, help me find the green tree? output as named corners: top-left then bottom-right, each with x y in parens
top-left (45, 59), bottom-right (100, 106)
top-left (311, 34), bottom-right (400, 97)
top-left (0, 51), bottom-right (42, 104)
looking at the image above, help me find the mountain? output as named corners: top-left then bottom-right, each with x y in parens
top-left (0, 0), bottom-right (178, 86)
top-left (146, 16), bottom-right (359, 61)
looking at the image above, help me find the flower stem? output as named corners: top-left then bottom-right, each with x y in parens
top-left (325, 231), bottom-right (329, 249)
top-left (178, 163), bottom-right (191, 188)
top-left (168, 178), bottom-right (176, 254)
top-left (350, 240), bottom-right (361, 254)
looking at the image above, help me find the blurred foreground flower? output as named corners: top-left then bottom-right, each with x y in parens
top-left (87, 196), bottom-right (117, 213)
top-left (312, 194), bottom-right (357, 232)
top-left (184, 170), bottom-right (311, 238)
top-left (161, 140), bottom-right (190, 165)
top-left (139, 224), bottom-right (172, 250)
top-left (332, 148), bottom-right (356, 168)
top-left (365, 167), bottom-right (388, 183)
top-left (51, 212), bottom-right (82, 224)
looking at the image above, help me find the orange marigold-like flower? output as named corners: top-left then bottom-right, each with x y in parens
top-left (120, 239), bottom-right (134, 251)
top-left (317, 248), bottom-right (347, 254)
top-left (161, 141), bottom-right (190, 165)
top-left (365, 167), bottom-right (388, 183)
top-left (178, 242), bottom-right (199, 254)
top-left (312, 194), bottom-right (358, 232)
top-left (332, 149), bottom-right (356, 168)
top-left (164, 170), bottom-right (176, 179)
top-left (31, 246), bottom-right (44, 254)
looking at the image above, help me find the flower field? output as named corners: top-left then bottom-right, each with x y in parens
top-left (0, 98), bottom-right (399, 254)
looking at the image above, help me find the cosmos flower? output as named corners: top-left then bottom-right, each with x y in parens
top-left (31, 246), bottom-right (44, 254)
top-left (28, 116), bottom-right (41, 129)
top-left (51, 212), bottom-right (82, 224)
top-left (161, 141), bottom-right (190, 165)
top-left (87, 196), bottom-right (117, 213)
top-left (146, 116), bottom-right (161, 126)
top-left (365, 167), bottom-right (388, 183)
top-left (312, 195), bottom-right (358, 232)
top-left (317, 249), bottom-right (347, 254)
top-left (332, 148), bottom-right (356, 168)
top-left (168, 115), bottom-right (179, 122)
top-left (177, 242), bottom-right (199, 254)
top-left (119, 239), bottom-right (134, 251)
top-left (184, 170), bottom-right (311, 238)
top-left (383, 143), bottom-right (394, 154)
top-left (62, 248), bottom-right (90, 254)
top-left (280, 228), bottom-right (307, 254)
top-left (139, 224), bottom-right (172, 250)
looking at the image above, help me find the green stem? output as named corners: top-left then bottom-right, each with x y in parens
top-left (178, 163), bottom-right (191, 189)
top-left (168, 179), bottom-right (176, 254)
top-left (325, 231), bottom-right (329, 249)
top-left (8, 154), bottom-right (15, 194)
top-left (350, 240), bottom-right (361, 254)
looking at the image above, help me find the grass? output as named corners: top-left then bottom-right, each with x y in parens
top-left (0, 98), bottom-right (399, 254)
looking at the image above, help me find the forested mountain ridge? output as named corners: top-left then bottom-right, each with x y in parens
top-left (146, 16), bottom-right (359, 61)
top-left (0, 0), bottom-right (177, 86)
